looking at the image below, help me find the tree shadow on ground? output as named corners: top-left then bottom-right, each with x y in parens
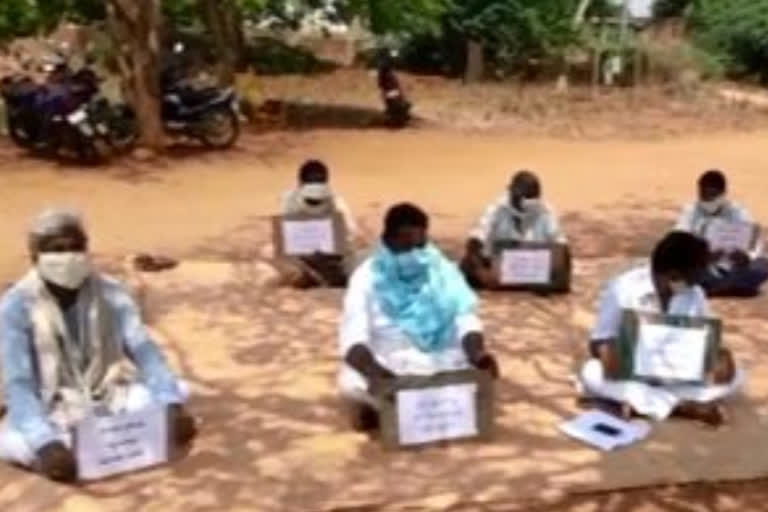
top-left (2, 199), bottom-right (768, 512)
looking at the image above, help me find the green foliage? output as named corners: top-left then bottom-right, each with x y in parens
top-left (0, 0), bottom-right (105, 39)
top-left (689, 0), bottom-right (768, 79)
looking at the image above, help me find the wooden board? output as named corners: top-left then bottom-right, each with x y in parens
top-left (378, 369), bottom-right (495, 450)
top-left (491, 241), bottom-right (571, 293)
top-left (272, 212), bottom-right (347, 258)
top-left (616, 310), bottom-right (722, 385)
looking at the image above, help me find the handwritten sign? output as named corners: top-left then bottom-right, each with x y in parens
top-left (75, 406), bottom-right (168, 481)
top-left (634, 323), bottom-right (709, 382)
top-left (396, 383), bottom-right (479, 446)
top-left (704, 219), bottom-right (758, 252)
top-left (280, 218), bottom-right (336, 256)
top-left (498, 248), bottom-right (552, 285)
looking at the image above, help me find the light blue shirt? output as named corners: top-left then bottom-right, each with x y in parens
top-left (0, 275), bottom-right (185, 452)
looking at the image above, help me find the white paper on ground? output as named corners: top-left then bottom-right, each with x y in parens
top-left (396, 383), bottom-right (478, 446)
top-left (704, 219), bottom-right (755, 252)
top-left (634, 323), bottom-right (709, 382)
top-left (559, 410), bottom-right (651, 451)
top-left (498, 248), bottom-right (552, 285)
top-left (75, 406), bottom-right (168, 481)
top-left (281, 218), bottom-right (335, 255)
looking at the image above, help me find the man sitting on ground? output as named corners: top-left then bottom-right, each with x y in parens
top-left (675, 169), bottom-right (768, 297)
top-left (338, 203), bottom-right (499, 430)
top-left (461, 170), bottom-right (569, 290)
top-left (280, 159), bottom-right (359, 288)
top-left (581, 231), bottom-right (744, 426)
top-left (0, 209), bottom-right (196, 482)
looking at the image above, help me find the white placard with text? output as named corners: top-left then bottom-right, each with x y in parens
top-left (396, 383), bottom-right (478, 446)
top-left (281, 218), bottom-right (335, 256)
top-left (75, 406), bottom-right (168, 481)
top-left (704, 219), bottom-right (755, 252)
top-left (633, 323), bottom-right (709, 382)
top-left (499, 249), bottom-right (552, 285)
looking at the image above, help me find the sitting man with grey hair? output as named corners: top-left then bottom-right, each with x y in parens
top-left (0, 209), bottom-right (196, 483)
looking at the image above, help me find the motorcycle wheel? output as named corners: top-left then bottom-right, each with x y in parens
top-left (199, 108), bottom-right (239, 149)
top-left (108, 110), bottom-right (139, 153)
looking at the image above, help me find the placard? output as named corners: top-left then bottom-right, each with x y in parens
top-left (397, 382), bottom-right (479, 446)
top-left (704, 219), bottom-right (760, 253)
top-left (75, 406), bottom-right (168, 481)
top-left (272, 213), bottom-right (347, 257)
top-left (378, 370), bottom-right (494, 449)
top-left (616, 310), bottom-right (721, 385)
top-left (498, 249), bottom-right (552, 285)
top-left (491, 241), bottom-right (571, 292)
top-left (633, 323), bottom-right (709, 382)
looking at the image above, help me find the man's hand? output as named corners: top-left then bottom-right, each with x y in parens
top-left (36, 441), bottom-right (77, 483)
top-left (346, 344), bottom-right (397, 400)
top-left (169, 404), bottom-right (197, 446)
top-left (596, 343), bottom-right (621, 380)
top-left (730, 250), bottom-right (751, 269)
top-left (463, 332), bottom-right (500, 379)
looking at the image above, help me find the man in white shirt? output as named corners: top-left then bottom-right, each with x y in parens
top-left (461, 170), bottom-right (570, 290)
top-left (581, 232), bottom-right (744, 426)
top-left (675, 169), bottom-right (768, 297)
top-left (338, 203), bottom-right (499, 430)
top-left (279, 159), bottom-right (359, 288)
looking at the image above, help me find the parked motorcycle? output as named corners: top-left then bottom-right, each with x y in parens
top-left (155, 42), bottom-right (240, 149)
top-left (1, 66), bottom-right (129, 163)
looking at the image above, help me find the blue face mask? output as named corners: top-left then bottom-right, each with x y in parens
top-left (394, 248), bottom-right (430, 281)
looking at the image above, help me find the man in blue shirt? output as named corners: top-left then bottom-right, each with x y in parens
top-left (0, 209), bottom-right (196, 482)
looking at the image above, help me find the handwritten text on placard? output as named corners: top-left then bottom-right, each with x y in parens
top-left (634, 324), bottom-right (709, 382)
top-left (76, 406), bottom-right (168, 481)
top-left (705, 219), bottom-right (755, 252)
top-left (396, 383), bottom-right (478, 445)
top-left (499, 249), bottom-right (552, 285)
top-left (281, 218), bottom-right (335, 256)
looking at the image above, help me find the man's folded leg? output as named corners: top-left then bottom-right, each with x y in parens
top-left (338, 367), bottom-right (380, 431)
top-left (579, 359), bottom-right (680, 421)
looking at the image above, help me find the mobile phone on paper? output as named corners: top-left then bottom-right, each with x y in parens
top-left (592, 423), bottom-right (622, 437)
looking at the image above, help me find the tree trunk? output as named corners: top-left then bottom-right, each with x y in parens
top-left (464, 40), bottom-right (484, 83)
top-left (106, 0), bottom-right (165, 152)
top-left (198, 0), bottom-right (245, 85)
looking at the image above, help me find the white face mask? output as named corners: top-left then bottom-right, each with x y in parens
top-left (37, 252), bottom-right (91, 290)
top-left (521, 198), bottom-right (543, 215)
top-left (699, 196), bottom-right (726, 215)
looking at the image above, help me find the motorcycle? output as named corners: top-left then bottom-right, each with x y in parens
top-left (2, 62), bottom-right (135, 162)
top-left (154, 43), bottom-right (240, 149)
top-left (161, 84), bottom-right (240, 149)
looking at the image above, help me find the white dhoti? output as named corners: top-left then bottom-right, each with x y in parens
top-left (0, 381), bottom-right (189, 467)
top-left (338, 347), bottom-right (471, 410)
top-left (579, 359), bottom-right (745, 421)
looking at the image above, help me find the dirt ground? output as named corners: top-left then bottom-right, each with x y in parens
top-left (2, 78), bottom-right (768, 510)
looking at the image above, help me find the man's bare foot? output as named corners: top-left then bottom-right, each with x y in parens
top-left (673, 403), bottom-right (726, 427)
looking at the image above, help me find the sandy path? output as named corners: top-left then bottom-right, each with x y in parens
top-left (2, 128), bottom-right (768, 282)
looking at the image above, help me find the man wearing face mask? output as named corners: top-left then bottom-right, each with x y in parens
top-left (337, 203), bottom-right (499, 430)
top-left (280, 159), bottom-right (359, 288)
top-left (461, 170), bottom-right (569, 290)
top-left (0, 209), bottom-right (196, 482)
top-left (675, 169), bottom-right (768, 297)
top-left (581, 231), bottom-right (744, 426)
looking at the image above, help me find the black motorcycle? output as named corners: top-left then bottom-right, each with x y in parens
top-left (161, 84), bottom-right (240, 149)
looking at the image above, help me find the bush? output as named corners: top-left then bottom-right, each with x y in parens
top-left (690, 0), bottom-right (768, 81)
